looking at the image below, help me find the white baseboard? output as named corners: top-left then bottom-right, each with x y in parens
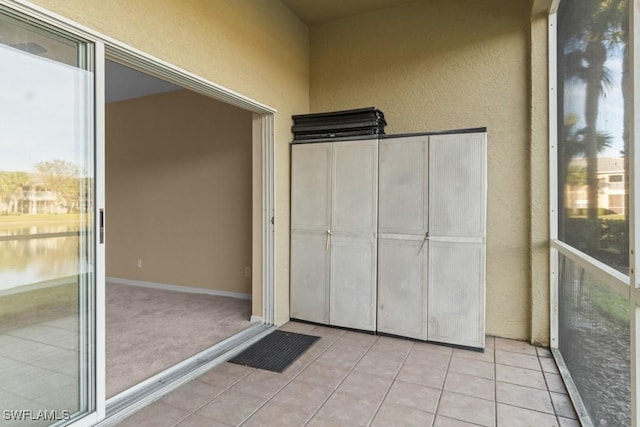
top-left (106, 277), bottom-right (251, 300)
top-left (250, 315), bottom-right (264, 323)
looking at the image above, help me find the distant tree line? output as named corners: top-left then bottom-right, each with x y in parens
top-left (0, 159), bottom-right (85, 213)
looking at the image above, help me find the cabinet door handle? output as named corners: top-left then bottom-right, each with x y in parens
top-left (326, 229), bottom-right (332, 251)
top-left (418, 232), bottom-right (429, 254)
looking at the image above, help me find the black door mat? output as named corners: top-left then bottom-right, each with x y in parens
top-left (228, 330), bottom-right (320, 373)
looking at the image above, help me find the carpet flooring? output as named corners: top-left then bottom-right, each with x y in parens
top-left (106, 282), bottom-right (251, 397)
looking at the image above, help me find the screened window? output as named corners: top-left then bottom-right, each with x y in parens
top-left (557, 0), bottom-right (630, 274)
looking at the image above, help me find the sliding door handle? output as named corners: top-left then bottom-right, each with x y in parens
top-left (99, 209), bottom-right (105, 244)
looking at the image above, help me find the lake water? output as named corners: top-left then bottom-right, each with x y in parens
top-left (0, 225), bottom-right (80, 292)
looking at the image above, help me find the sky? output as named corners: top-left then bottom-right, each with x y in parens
top-left (0, 44), bottom-right (92, 174)
top-left (564, 42), bottom-right (626, 159)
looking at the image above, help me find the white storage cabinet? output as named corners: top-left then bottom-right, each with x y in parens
top-left (290, 139), bottom-right (378, 331)
top-left (377, 132), bottom-right (486, 348)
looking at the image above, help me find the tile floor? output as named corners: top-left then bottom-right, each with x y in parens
top-left (0, 315), bottom-right (80, 426)
top-left (117, 321), bottom-right (579, 427)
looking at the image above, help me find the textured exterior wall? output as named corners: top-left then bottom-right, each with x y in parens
top-left (30, 0), bottom-right (309, 324)
top-left (106, 90), bottom-right (252, 294)
top-left (310, 0), bottom-right (535, 339)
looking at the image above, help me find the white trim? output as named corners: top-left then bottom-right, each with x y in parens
top-left (250, 315), bottom-right (264, 323)
top-left (263, 114), bottom-right (276, 325)
top-left (551, 348), bottom-right (594, 427)
top-left (551, 240), bottom-right (630, 297)
top-left (94, 39), bottom-right (107, 422)
top-left (106, 277), bottom-right (252, 300)
top-left (100, 323), bottom-right (274, 427)
top-left (631, 1), bottom-right (640, 425)
top-left (548, 9), bottom-right (559, 349)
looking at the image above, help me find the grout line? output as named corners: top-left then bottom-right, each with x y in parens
top-left (494, 337), bottom-right (499, 427)
top-left (367, 338), bottom-right (415, 426)
top-left (432, 343), bottom-right (454, 425)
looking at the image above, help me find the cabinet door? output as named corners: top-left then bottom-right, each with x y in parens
top-left (377, 236), bottom-right (428, 339)
top-left (291, 143), bottom-right (331, 232)
top-left (429, 133), bottom-right (486, 238)
top-left (331, 139), bottom-right (378, 235)
top-left (290, 231), bottom-right (330, 323)
top-left (379, 136), bottom-right (428, 235)
top-left (330, 235), bottom-right (377, 331)
top-left (290, 143), bottom-right (332, 323)
top-left (428, 241), bottom-right (485, 348)
top-left (330, 139), bottom-right (378, 331)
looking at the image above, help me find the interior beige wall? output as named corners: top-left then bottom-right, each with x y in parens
top-left (309, 0), bottom-right (535, 340)
top-left (30, 0), bottom-right (309, 323)
top-left (105, 90), bottom-right (252, 294)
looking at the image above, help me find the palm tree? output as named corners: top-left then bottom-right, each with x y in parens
top-left (558, 0), bottom-right (628, 252)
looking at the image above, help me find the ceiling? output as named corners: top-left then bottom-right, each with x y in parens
top-left (106, 60), bottom-right (181, 103)
top-left (281, 0), bottom-right (414, 25)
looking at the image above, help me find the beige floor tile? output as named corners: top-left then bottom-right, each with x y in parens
top-left (550, 392), bottom-right (577, 419)
top-left (354, 352), bottom-right (404, 379)
top-left (160, 381), bottom-right (225, 412)
top-left (448, 357), bottom-right (495, 380)
top-left (452, 348), bottom-right (495, 364)
top-left (385, 380), bottom-right (441, 413)
top-left (496, 382), bottom-right (554, 414)
top-left (315, 390), bottom-right (381, 426)
top-left (197, 370), bottom-right (247, 388)
top-left (437, 391), bottom-right (495, 426)
top-left (404, 349), bottom-right (451, 368)
top-left (434, 415), bottom-right (484, 426)
top-left (540, 357), bottom-right (560, 374)
top-left (536, 347), bottom-right (553, 358)
top-left (444, 372), bottom-right (495, 401)
top-left (230, 370), bottom-right (290, 399)
top-left (242, 401), bottom-right (310, 427)
top-left (496, 364), bottom-right (547, 390)
top-left (494, 338), bottom-right (538, 356)
top-left (558, 416), bottom-right (581, 427)
top-left (118, 401), bottom-right (189, 427)
top-left (213, 362), bottom-right (254, 377)
top-left (316, 346), bottom-right (365, 370)
top-left (484, 336), bottom-right (496, 350)
top-left (337, 371), bottom-right (393, 400)
top-left (271, 379), bottom-right (334, 414)
top-left (342, 330), bottom-right (378, 344)
top-left (412, 341), bottom-right (453, 356)
top-left (497, 403), bottom-right (559, 427)
top-left (175, 413), bottom-right (230, 427)
top-left (196, 390), bottom-right (266, 425)
top-left (495, 350), bottom-right (540, 371)
top-left (371, 401), bottom-right (435, 426)
top-left (543, 372), bottom-right (568, 394)
top-left (366, 345), bottom-right (411, 363)
top-left (295, 361), bottom-right (350, 389)
top-left (278, 321), bottom-right (317, 334)
top-left (306, 415), bottom-right (348, 426)
top-left (396, 360), bottom-right (448, 389)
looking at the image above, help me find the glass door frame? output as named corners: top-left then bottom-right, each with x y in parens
top-left (1, 1), bottom-right (276, 425)
top-left (0, 1), bottom-right (105, 426)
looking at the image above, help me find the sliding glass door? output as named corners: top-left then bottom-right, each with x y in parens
top-left (0, 7), bottom-right (99, 426)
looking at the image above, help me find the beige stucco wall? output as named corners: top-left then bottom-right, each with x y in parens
top-left (105, 90), bottom-right (253, 294)
top-left (309, 0), bottom-right (536, 340)
top-left (30, 0), bottom-right (309, 323)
